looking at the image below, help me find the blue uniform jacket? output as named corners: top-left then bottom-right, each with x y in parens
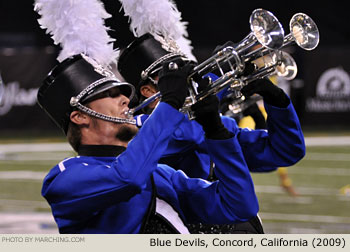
top-left (42, 103), bottom-right (258, 233)
top-left (136, 99), bottom-right (305, 178)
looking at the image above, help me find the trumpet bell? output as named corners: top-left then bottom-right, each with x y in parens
top-left (289, 13), bottom-right (319, 50)
top-left (250, 9), bottom-right (285, 50)
top-left (276, 51), bottom-right (298, 80)
top-left (245, 51), bottom-right (297, 82)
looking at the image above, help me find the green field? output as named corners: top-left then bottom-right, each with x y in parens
top-left (252, 145), bottom-right (350, 233)
top-left (0, 140), bottom-right (349, 233)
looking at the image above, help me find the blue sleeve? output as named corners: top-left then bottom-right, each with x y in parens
top-left (233, 100), bottom-right (305, 172)
top-left (136, 113), bottom-right (205, 156)
top-left (115, 102), bottom-right (186, 188)
top-left (160, 98), bottom-right (305, 174)
top-left (170, 136), bottom-right (259, 224)
top-left (43, 102), bottom-right (186, 218)
top-left (162, 119), bottom-right (205, 155)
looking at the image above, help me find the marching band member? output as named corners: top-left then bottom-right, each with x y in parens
top-left (116, 0), bottom-right (305, 232)
top-left (35, 0), bottom-right (259, 234)
top-left (117, 33), bottom-right (305, 233)
top-left (37, 56), bottom-right (260, 234)
top-left (118, 34), bottom-right (306, 178)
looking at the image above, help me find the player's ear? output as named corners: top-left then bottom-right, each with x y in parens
top-left (70, 110), bottom-right (90, 125)
top-left (140, 84), bottom-right (157, 98)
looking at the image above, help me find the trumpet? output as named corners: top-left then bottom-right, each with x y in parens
top-left (241, 50), bottom-right (298, 84)
top-left (188, 8), bottom-right (284, 78)
top-left (240, 13), bottom-right (318, 84)
top-left (127, 8), bottom-right (284, 117)
top-left (219, 12), bottom-right (318, 96)
top-left (234, 8), bottom-right (285, 62)
top-left (257, 12), bottom-right (319, 58)
top-left (284, 13), bottom-right (319, 50)
top-left (224, 94), bottom-right (263, 116)
top-left (126, 9), bottom-right (319, 120)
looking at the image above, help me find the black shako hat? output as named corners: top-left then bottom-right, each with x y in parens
top-left (37, 54), bottom-right (135, 134)
top-left (117, 33), bottom-right (186, 91)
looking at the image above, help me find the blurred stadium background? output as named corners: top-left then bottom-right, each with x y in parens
top-left (0, 0), bottom-right (349, 233)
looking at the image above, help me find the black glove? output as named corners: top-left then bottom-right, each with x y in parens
top-left (241, 78), bottom-right (290, 108)
top-left (191, 93), bottom-right (233, 140)
top-left (157, 59), bottom-right (193, 110)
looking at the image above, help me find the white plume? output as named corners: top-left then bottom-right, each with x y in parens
top-left (34, 0), bottom-right (118, 66)
top-left (118, 0), bottom-right (196, 61)
top-left (175, 36), bottom-right (197, 62)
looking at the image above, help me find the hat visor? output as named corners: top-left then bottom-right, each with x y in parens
top-left (81, 81), bottom-right (135, 103)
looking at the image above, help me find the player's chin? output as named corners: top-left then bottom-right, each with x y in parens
top-left (115, 124), bottom-right (138, 142)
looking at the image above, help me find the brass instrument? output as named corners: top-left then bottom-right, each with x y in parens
top-left (283, 13), bottom-right (319, 50)
top-left (225, 94), bottom-right (263, 117)
top-left (238, 12), bottom-right (319, 86)
top-left (127, 9), bottom-right (319, 119)
top-left (242, 50), bottom-right (297, 85)
top-left (182, 9), bottom-right (285, 105)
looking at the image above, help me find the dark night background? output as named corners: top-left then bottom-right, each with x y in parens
top-left (0, 1), bottom-right (347, 52)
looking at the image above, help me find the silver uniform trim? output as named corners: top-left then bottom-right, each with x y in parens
top-left (72, 77), bottom-right (135, 103)
top-left (69, 76), bottom-right (136, 125)
top-left (141, 52), bottom-right (184, 80)
top-left (58, 157), bottom-right (74, 172)
top-left (73, 101), bottom-right (136, 125)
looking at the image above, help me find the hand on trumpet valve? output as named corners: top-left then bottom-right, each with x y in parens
top-left (241, 78), bottom-right (290, 108)
top-left (240, 61), bottom-right (257, 76)
top-left (195, 76), bottom-right (212, 93)
top-left (158, 58), bottom-right (194, 110)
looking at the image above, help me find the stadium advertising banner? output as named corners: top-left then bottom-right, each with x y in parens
top-left (0, 47), bottom-right (58, 132)
top-left (302, 47), bottom-right (350, 126)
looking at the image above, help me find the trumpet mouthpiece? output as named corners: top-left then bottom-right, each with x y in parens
top-left (124, 109), bottom-right (134, 118)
